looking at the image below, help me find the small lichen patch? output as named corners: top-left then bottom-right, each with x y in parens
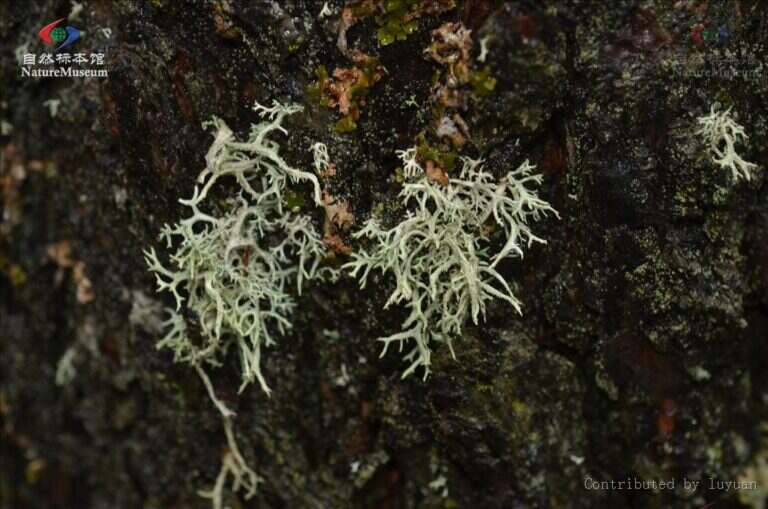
top-left (312, 143), bottom-right (355, 255)
top-left (426, 22), bottom-right (473, 83)
top-left (468, 66), bottom-right (497, 97)
top-left (338, 0), bottom-right (456, 50)
top-left (696, 105), bottom-right (759, 182)
top-left (307, 52), bottom-right (385, 133)
top-left (405, 21), bottom-right (497, 183)
top-left (322, 190), bottom-right (355, 255)
top-left (195, 366), bottom-right (261, 509)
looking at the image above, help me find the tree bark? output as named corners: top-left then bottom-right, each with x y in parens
top-left (2, 1), bottom-right (767, 508)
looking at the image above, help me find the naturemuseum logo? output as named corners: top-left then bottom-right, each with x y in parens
top-left (38, 18), bottom-right (81, 51)
top-left (690, 22), bottom-right (730, 47)
top-left (19, 19), bottom-right (108, 79)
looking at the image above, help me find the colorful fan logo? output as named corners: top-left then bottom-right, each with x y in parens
top-left (39, 18), bottom-right (81, 51)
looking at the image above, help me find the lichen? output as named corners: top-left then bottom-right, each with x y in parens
top-left (310, 143), bottom-right (355, 255)
top-left (345, 147), bottom-right (558, 378)
top-left (468, 66), bottom-right (497, 97)
top-left (145, 101), bottom-right (334, 394)
top-left (425, 22), bottom-right (473, 83)
top-left (144, 101), bottom-right (336, 507)
top-left (306, 52), bottom-right (385, 134)
top-left (696, 105), bottom-right (759, 182)
top-left (374, 0), bottom-right (422, 46)
top-left (194, 365), bottom-right (262, 509)
top-left (407, 21), bottom-right (497, 181)
top-left (338, 0), bottom-right (456, 50)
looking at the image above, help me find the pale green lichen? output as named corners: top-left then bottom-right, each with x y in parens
top-left (697, 105), bottom-right (759, 182)
top-left (194, 365), bottom-right (261, 509)
top-left (55, 347), bottom-right (78, 386)
top-left (145, 101), bottom-right (333, 395)
top-left (345, 147), bottom-right (558, 378)
top-left (144, 101), bottom-right (335, 508)
top-left (310, 141), bottom-right (331, 174)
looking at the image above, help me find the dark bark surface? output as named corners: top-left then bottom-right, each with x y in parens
top-left (2, 1), bottom-right (768, 508)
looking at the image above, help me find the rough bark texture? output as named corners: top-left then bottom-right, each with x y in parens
top-left (2, 1), bottom-right (768, 508)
